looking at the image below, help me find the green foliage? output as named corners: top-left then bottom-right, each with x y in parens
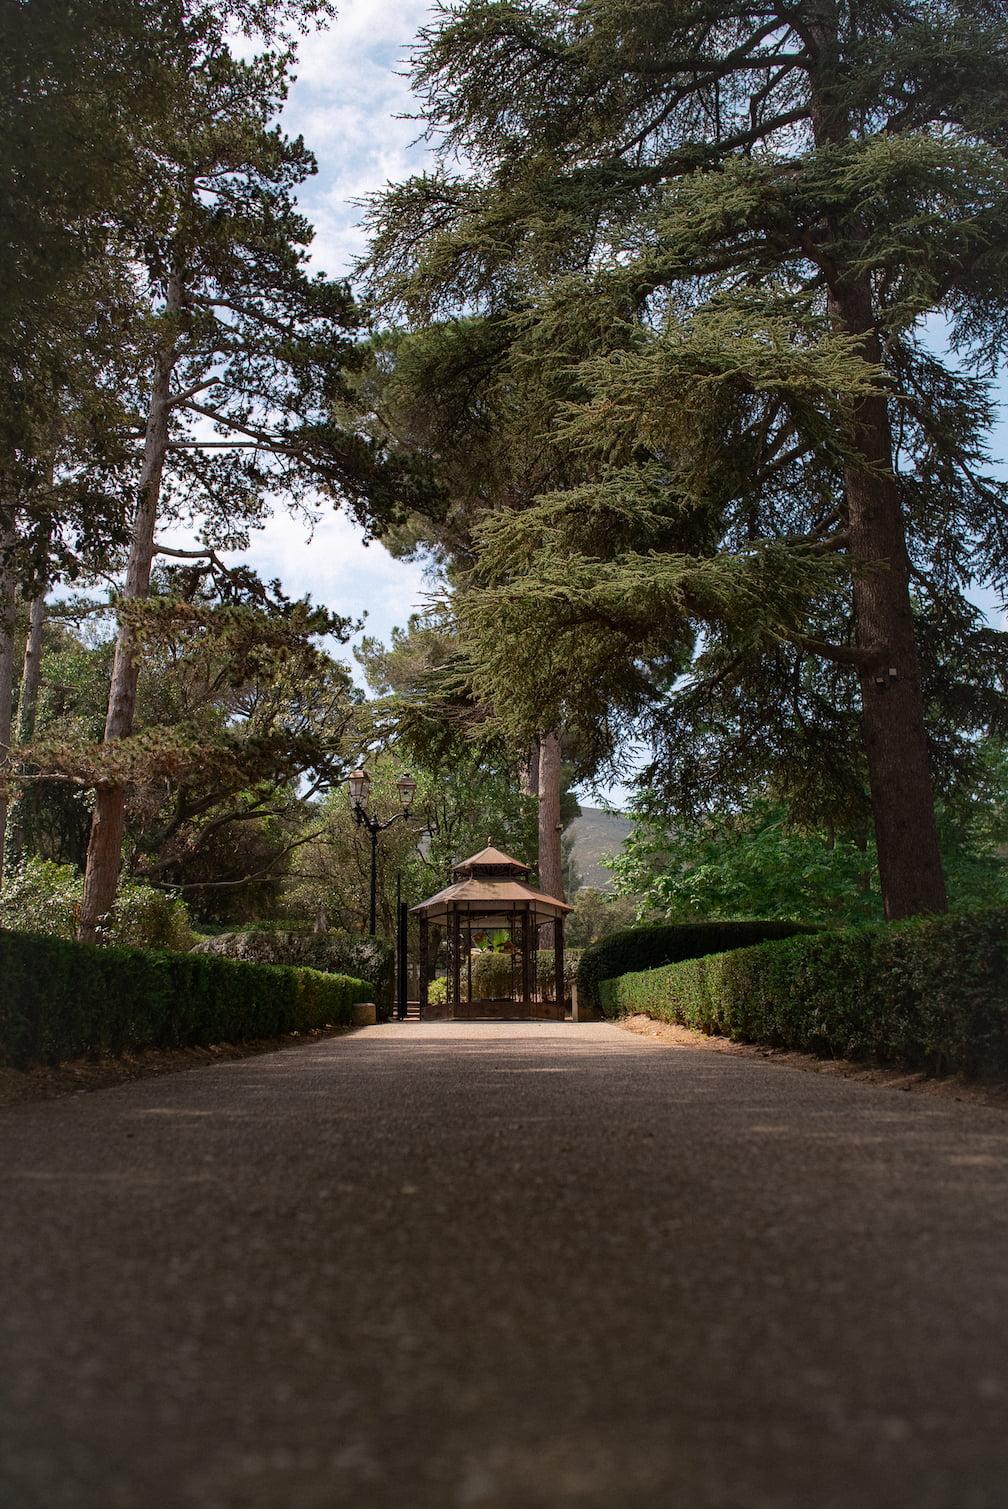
top-left (288, 749), bottom-right (537, 936)
top-left (536, 947), bottom-right (581, 997)
top-left (427, 946), bottom-right (582, 1004)
top-left (0, 858), bottom-right (194, 951)
top-left (577, 919), bottom-right (820, 1014)
top-left (610, 798), bottom-right (882, 925)
top-left (610, 776), bottom-right (1008, 926)
top-left (364, 0), bottom-right (1008, 890)
top-left (192, 927), bottom-right (393, 1012)
top-left (12, 594), bottom-right (359, 912)
top-left (0, 0), bottom-right (165, 564)
top-left (937, 742), bottom-right (1008, 912)
top-left (469, 950), bottom-right (514, 999)
top-left (564, 887), bottom-right (639, 949)
top-left (598, 908), bottom-right (1008, 1078)
top-left (0, 928), bottom-right (367, 1069)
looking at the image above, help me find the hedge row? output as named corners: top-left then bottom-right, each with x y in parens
top-left (0, 929), bottom-right (371, 1069)
top-left (193, 927), bottom-right (395, 1013)
top-left (576, 920), bottom-right (820, 1012)
top-left (597, 907), bottom-right (1008, 1077)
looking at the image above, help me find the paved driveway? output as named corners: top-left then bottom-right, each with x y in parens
top-left (2, 1021), bottom-right (1007, 1508)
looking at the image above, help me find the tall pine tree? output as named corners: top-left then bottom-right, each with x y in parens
top-left (76, 0), bottom-right (376, 936)
top-left (365, 0), bottom-right (1008, 920)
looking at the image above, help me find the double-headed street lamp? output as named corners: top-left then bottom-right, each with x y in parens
top-left (348, 766), bottom-right (417, 936)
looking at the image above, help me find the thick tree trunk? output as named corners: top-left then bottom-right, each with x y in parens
top-left (79, 281), bottom-right (180, 939)
top-left (805, 4), bottom-right (947, 919)
top-left (0, 510), bottom-right (17, 881)
top-left (3, 585), bottom-right (47, 870)
top-left (836, 306), bottom-right (947, 917)
top-left (537, 730), bottom-right (564, 900)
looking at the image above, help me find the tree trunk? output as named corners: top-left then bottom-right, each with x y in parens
top-left (837, 308), bottom-right (947, 918)
top-left (3, 584), bottom-right (47, 870)
top-left (79, 278), bottom-right (180, 939)
top-left (805, 5), bottom-right (947, 919)
top-left (15, 587), bottom-right (45, 744)
top-left (519, 736), bottom-right (540, 799)
top-left (0, 509), bottom-right (17, 882)
top-left (537, 730), bottom-right (564, 900)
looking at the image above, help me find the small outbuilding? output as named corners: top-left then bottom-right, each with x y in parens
top-left (411, 845), bottom-right (571, 1021)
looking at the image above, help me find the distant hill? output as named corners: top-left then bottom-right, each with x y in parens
top-left (567, 807), bottom-right (632, 891)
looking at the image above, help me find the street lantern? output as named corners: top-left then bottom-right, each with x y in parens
top-left (348, 767), bottom-right (370, 810)
top-left (347, 764), bottom-right (415, 940)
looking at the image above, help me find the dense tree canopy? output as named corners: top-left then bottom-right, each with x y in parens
top-left (5, 0), bottom-right (1008, 948)
top-left (365, 0), bottom-right (1008, 918)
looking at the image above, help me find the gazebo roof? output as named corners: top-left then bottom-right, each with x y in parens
top-left (452, 844), bottom-right (530, 879)
top-left (411, 843), bottom-right (571, 924)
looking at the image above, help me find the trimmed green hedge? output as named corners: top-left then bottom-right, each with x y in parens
top-left (193, 927), bottom-right (394, 1014)
top-left (577, 920), bottom-right (820, 1013)
top-left (598, 907), bottom-right (1008, 1077)
top-left (0, 929), bottom-right (371, 1069)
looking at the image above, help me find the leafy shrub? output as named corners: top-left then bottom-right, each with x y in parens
top-left (565, 889), bottom-right (639, 949)
top-left (470, 949), bottom-right (515, 998)
top-left (0, 858), bottom-right (194, 951)
top-left (608, 797), bottom-right (885, 925)
top-left (0, 929), bottom-right (370, 1068)
top-left (426, 947), bottom-right (584, 1005)
top-left (577, 920), bottom-right (819, 1012)
top-left (598, 907), bottom-right (1008, 1077)
top-left (537, 947), bottom-right (582, 997)
top-left (193, 927), bottom-right (393, 1011)
top-left (103, 882), bottom-right (196, 951)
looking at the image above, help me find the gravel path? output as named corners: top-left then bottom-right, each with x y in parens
top-left (2, 1020), bottom-right (1007, 1508)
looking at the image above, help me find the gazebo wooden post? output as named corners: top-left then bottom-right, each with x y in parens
top-left (520, 908), bottom-right (531, 1013)
top-left (554, 916), bottom-right (565, 1017)
top-left (466, 911), bottom-right (473, 1008)
top-left (510, 904), bottom-right (518, 1005)
top-left (418, 915), bottom-right (429, 1018)
top-left (450, 908), bottom-right (462, 1020)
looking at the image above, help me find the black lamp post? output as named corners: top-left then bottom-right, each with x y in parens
top-left (348, 766), bottom-right (417, 936)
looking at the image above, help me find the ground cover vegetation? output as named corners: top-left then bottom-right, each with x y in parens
top-left (597, 906), bottom-right (1008, 1078)
top-left (0, 927), bottom-right (369, 1069)
top-left (363, 0), bottom-right (1008, 923)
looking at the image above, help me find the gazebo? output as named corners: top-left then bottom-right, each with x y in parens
top-left (412, 845), bottom-right (572, 1021)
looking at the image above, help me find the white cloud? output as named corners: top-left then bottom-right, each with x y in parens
top-left (284, 0), bottom-right (436, 276)
top-left (193, 2), bottom-right (440, 672)
top-left (160, 505), bottom-right (432, 686)
top-left (237, 506), bottom-right (429, 645)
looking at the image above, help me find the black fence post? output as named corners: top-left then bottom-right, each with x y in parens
top-left (397, 899), bottom-right (408, 1020)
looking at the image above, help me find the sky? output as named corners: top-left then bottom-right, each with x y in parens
top-left (190, 1), bottom-right (439, 664)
